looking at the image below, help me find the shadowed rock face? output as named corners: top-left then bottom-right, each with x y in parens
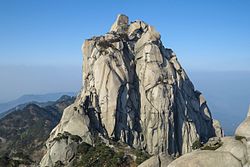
top-left (40, 14), bottom-right (220, 166)
top-left (167, 106), bottom-right (250, 167)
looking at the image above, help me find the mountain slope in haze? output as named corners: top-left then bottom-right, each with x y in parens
top-left (0, 95), bottom-right (75, 166)
top-left (0, 92), bottom-right (76, 114)
top-left (0, 100), bottom-right (55, 120)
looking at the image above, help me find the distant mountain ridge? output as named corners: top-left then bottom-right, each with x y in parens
top-left (0, 95), bottom-right (75, 166)
top-left (0, 92), bottom-right (76, 114)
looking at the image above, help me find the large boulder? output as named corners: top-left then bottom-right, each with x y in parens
top-left (40, 132), bottom-right (82, 167)
top-left (216, 137), bottom-right (247, 165)
top-left (138, 153), bottom-right (173, 167)
top-left (47, 102), bottom-right (92, 144)
top-left (167, 150), bottom-right (242, 167)
top-left (235, 106), bottom-right (250, 138)
top-left (235, 105), bottom-right (250, 166)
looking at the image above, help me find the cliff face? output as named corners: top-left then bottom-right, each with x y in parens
top-left (40, 14), bottom-right (221, 166)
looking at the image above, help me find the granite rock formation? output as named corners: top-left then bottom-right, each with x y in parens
top-left (138, 153), bottom-right (173, 167)
top-left (167, 106), bottom-right (250, 167)
top-left (40, 14), bottom-right (221, 167)
top-left (168, 150), bottom-right (242, 167)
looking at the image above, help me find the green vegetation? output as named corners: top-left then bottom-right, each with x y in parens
top-left (11, 152), bottom-right (31, 161)
top-left (0, 96), bottom-right (75, 165)
top-left (54, 160), bottom-right (64, 167)
top-left (201, 142), bottom-right (223, 150)
top-left (235, 135), bottom-right (246, 141)
top-left (0, 152), bottom-right (33, 167)
top-left (53, 132), bottom-right (70, 142)
top-left (53, 132), bottom-right (82, 143)
top-left (77, 142), bottom-right (92, 154)
top-left (108, 138), bottom-right (151, 165)
top-left (70, 134), bottom-right (83, 142)
top-left (134, 149), bottom-right (151, 165)
top-left (192, 139), bottom-right (202, 150)
top-left (73, 142), bottom-right (129, 167)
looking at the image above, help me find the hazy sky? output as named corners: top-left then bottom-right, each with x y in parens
top-left (0, 0), bottom-right (250, 102)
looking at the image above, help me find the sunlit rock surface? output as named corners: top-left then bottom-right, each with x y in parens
top-left (40, 14), bottom-right (220, 167)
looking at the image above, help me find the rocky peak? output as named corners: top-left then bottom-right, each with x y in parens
top-left (110, 14), bottom-right (129, 33)
top-left (40, 14), bottom-right (222, 167)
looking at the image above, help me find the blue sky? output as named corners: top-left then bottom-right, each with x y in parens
top-left (0, 0), bottom-right (250, 102)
